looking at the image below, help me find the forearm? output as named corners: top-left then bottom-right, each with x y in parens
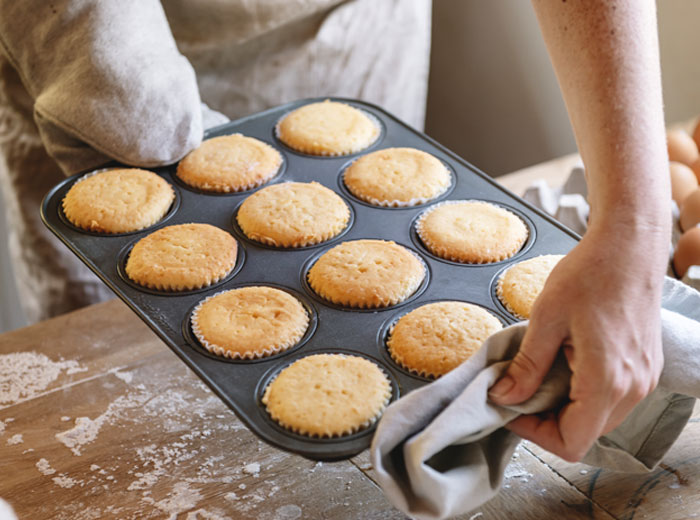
top-left (531, 0), bottom-right (670, 254)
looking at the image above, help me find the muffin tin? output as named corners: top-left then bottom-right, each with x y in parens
top-left (41, 97), bottom-right (579, 460)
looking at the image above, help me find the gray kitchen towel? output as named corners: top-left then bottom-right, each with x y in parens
top-left (370, 276), bottom-right (700, 520)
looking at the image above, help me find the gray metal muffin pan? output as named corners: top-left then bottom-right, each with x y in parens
top-left (41, 97), bottom-right (580, 460)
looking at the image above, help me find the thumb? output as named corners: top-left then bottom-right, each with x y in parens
top-left (488, 319), bottom-right (565, 406)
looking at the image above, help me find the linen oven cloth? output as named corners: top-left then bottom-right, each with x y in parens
top-left (370, 168), bottom-right (700, 519)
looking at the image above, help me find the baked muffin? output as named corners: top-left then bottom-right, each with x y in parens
top-left (237, 182), bottom-right (350, 247)
top-left (307, 239), bottom-right (425, 308)
top-left (343, 147), bottom-right (451, 206)
top-left (276, 100), bottom-right (379, 156)
top-left (125, 223), bottom-right (238, 291)
top-left (387, 301), bottom-right (502, 378)
top-left (177, 134), bottom-right (282, 193)
top-left (416, 201), bottom-right (528, 263)
top-left (62, 168), bottom-right (174, 233)
top-left (191, 286), bottom-right (309, 359)
top-left (496, 254), bottom-right (564, 318)
top-left (262, 353), bottom-right (392, 437)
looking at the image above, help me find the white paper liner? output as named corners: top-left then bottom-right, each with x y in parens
top-left (62, 167), bottom-right (175, 234)
top-left (190, 288), bottom-right (309, 360)
top-left (307, 246), bottom-right (427, 309)
top-left (415, 200), bottom-right (528, 263)
top-left (274, 103), bottom-right (381, 156)
top-left (342, 154), bottom-right (452, 208)
top-left (177, 164), bottom-right (279, 193)
top-left (343, 174), bottom-right (451, 208)
top-left (495, 263), bottom-right (529, 320)
top-left (176, 133), bottom-right (282, 193)
top-left (125, 226), bottom-right (237, 292)
top-left (236, 186), bottom-right (351, 247)
top-left (261, 353), bottom-right (393, 438)
top-left (386, 321), bottom-right (439, 380)
top-left (386, 303), bottom-right (503, 378)
top-left (128, 267), bottom-right (233, 292)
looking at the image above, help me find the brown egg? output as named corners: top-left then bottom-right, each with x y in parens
top-left (690, 157), bottom-right (700, 185)
top-left (680, 188), bottom-right (700, 231)
top-left (668, 129), bottom-right (699, 165)
top-left (692, 119), bottom-right (700, 150)
top-left (670, 161), bottom-right (699, 206)
top-left (674, 227), bottom-right (700, 278)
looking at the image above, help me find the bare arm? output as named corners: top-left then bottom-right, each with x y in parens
top-left (489, 0), bottom-right (670, 461)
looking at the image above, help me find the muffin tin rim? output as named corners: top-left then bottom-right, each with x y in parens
top-left (229, 183), bottom-right (357, 251)
top-left (170, 135), bottom-right (288, 197)
top-left (271, 100), bottom-right (386, 159)
top-left (115, 225), bottom-right (247, 297)
top-left (409, 199), bottom-right (537, 267)
top-left (336, 148), bottom-right (458, 210)
top-left (299, 239), bottom-right (432, 313)
top-left (377, 298), bottom-right (512, 382)
top-left (254, 348), bottom-right (401, 444)
top-left (57, 166), bottom-right (182, 237)
top-left (181, 282), bottom-right (319, 364)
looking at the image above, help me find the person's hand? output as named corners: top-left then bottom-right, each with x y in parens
top-left (488, 222), bottom-right (665, 462)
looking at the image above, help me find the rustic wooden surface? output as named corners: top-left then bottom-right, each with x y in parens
top-left (0, 159), bottom-right (697, 519)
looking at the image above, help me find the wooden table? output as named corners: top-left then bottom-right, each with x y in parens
top-left (1, 157), bottom-right (698, 520)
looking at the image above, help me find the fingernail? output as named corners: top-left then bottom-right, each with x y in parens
top-left (488, 375), bottom-right (515, 401)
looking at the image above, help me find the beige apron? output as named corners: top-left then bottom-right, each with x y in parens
top-left (0, 0), bottom-right (430, 324)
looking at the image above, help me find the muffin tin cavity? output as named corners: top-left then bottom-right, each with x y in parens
top-left (58, 168), bottom-right (182, 237)
top-left (172, 140), bottom-right (287, 196)
top-left (337, 153), bottom-right (457, 210)
top-left (377, 299), bottom-right (509, 381)
top-left (255, 349), bottom-right (400, 446)
top-left (41, 97), bottom-right (579, 460)
top-left (273, 102), bottom-right (386, 158)
top-left (410, 200), bottom-right (536, 266)
top-left (116, 231), bottom-right (247, 297)
top-left (230, 187), bottom-right (356, 250)
top-left (182, 284), bottom-right (318, 364)
top-left (300, 241), bottom-right (431, 312)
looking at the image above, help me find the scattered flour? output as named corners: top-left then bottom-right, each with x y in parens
top-left (52, 475), bottom-right (80, 489)
top-left (36, 458), bottom-right (56, 476)
top-left (224, 492), bottom-right (239, 502)
top-left (60, 416), bottom-right (71, 422)
top-left (242, 463), bottom-right (260, 476)
top-left (55, 393), bottom-right (148, 455)
top-left (141, 481), bottom-right (203, 520)
top-left (0, 352), bottom-right (85, 406)
top-left (6, 433), bottom-right (22, 445)
top-left (111, 369), bottom-right (134, 384)
top-left (503, 461), bottom-right (529, 480)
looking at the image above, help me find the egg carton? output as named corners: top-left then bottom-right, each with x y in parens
top-left (523, 167), bottom-right (700, 293)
